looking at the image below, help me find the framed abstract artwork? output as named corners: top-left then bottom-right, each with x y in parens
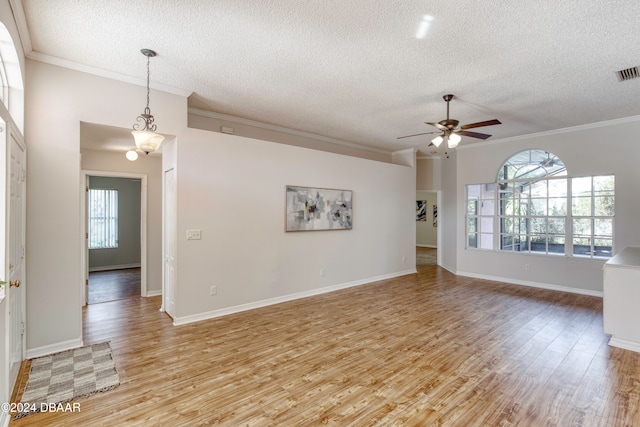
top-left (416, 200), bottom-right (426, 221)
top-left (286, 185), bottom-right (353, 231)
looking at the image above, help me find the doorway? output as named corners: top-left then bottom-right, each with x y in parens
top-left (6, 122), bottom-right (26, 396)
top-left (416, 190), bottom-right (441, 266)
top-left (81, 171), bottom-right (148, 305)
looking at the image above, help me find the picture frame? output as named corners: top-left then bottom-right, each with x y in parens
top-left (416, 200), bottom-right (426, 221)
top-left (285, 185), bottom-right (353, 231)
top-left (433, 204), bottom-right (438, 227)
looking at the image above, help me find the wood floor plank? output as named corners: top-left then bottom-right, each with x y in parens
top-left (10, 248), bottom-right (640, 426)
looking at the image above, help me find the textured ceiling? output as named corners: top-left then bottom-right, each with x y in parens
top-left (19, 0), bottom-right (640, 155)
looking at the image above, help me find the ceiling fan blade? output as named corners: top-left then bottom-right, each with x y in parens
top-left (460, 119), bottom-right (501, 130)
top-left (457, 130), bottom-right (492, 140)
top-left (396, 131), bottom-right (440, 140)
top-left (425, 122), bottom-right (448, 131)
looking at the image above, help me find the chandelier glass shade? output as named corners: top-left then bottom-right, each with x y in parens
top-left (447, 133), bottom-right (461, 148)
top-left (130, 49), bottom-right (164, 156)
top-left (125, 150), bottom-right (139, 161)
top-left (432, 132), bottom-right (461, 149)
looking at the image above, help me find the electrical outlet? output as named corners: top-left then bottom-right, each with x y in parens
top-left (210, 285), bottom-right (217, 296)
top-left (525, 264), bottom-right (530, 271)
top-left (402, 255), bottom-right (406, 262)
top-left (187, 229), bottom-right (201, 240)
top-left (319, 268), bottom-right (324, 277)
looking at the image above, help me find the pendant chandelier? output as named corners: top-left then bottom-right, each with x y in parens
top-left (127, 48), bottom-right (164, 160)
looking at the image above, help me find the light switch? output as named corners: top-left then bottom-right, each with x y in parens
top-left (187, 229), bottom-right (201, 240)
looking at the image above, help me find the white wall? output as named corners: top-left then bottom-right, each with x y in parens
top-left (25, 60), bottom-right (186, 354)
top-left (188, 110), bottom-right (391, 163)
top-left (172, 128), bottom-right (416, 322)
top-left (416, 157), bottom-right (441, 191)
top-left (440, 150), bottom-right (458, 272)
top-left (81, 150), bottom-right (163, 292)
top-left (416, 191), bottom-right (437, 247)
top-left (453, 117), bottom-right (640, 294)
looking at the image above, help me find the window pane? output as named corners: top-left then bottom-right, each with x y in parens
top-left (480, 199), bottom-right (495, 215)
top-left (549, 179), bottom-right (567, 197)
top-left (594, 239), bottom-right (613, 257)
top-left (572, 177), bottom-right (592, 197)
top-left (594, 196), bottom-right (614, 216)
top-left (502, 200), bottom-right (517, 216)
top-left (530, 235), bottom-right (546, 253)
top-left (467, 218), bottom-right (477, 232)
top-left (518, 235), bottom-right (529, 251)
top-left (548, 198), bottom-right (566, 216)
top-left (573, 237), bottom-right (592, 256)
top-left (573, 218), bottom-right (592, 236)
top-left (594, 218), bottom-right (613, 238)
top-left (468, 233), bottom-right (478, 248)
top-left (530, 218), bottom-right (547, 234)
top-left (594, 175), bottom-right (614, 196)
top-left (531, 198), bottom-right (547, 215)
top-left (548, 218), bottom-right (565, 235)
top-left (88, 189), bottom-right (118, 249)
top-left (481, 184), bottom-right (495, 199)
top-left (480, 217), bottom-right (493, 233)
top-left (501, 234), bottom-right (514, 249)
top-left (572, 196), bottom-right (592, 216)
top-left (548, 236), bottom-right (565, 254)
top-left (530, 180), bottom-right (547, 197)
top-left (468, 199), bottom-right (478, 215)
top-left (479, 233), bottom-right (494, 250)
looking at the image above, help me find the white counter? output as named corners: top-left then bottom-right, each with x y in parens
top-left (603, 247), bottom-right (640, 353)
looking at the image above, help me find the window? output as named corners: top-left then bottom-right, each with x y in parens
top-left (466, 149), bottom-right (614, 259)
top-left (572, 175), bottom-right (614, 257)
top-left (88, 189), bottom-right (118, 249)
top-left (466, 183), bottom-right (496, 250)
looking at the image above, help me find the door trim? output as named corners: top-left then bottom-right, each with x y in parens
top-left (80, 170), bottom-right (148, 305)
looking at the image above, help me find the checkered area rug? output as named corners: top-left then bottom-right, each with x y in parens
top-left (15, 342), bottom-right (119, 419)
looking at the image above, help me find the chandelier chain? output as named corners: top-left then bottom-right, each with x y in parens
top-left (133, 49), bottom-right (157, 133)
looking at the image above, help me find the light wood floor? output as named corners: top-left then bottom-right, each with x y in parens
top-left (10, 249), bottom-right (640, 426)
top-left (88, 268), bottom-right (141, 304)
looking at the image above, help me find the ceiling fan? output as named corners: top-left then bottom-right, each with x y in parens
top-left (397, 94), bottom-right (501, 149)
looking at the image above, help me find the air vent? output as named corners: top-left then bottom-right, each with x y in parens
top-left (617, 66), bottom-right (640, 82)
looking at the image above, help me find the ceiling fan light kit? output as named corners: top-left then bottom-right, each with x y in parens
top-left (398, 93), bottom-right (501, 154)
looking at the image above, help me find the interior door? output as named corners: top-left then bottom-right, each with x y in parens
top-left (8, 126), bottom-right (26, 387)
top-left (163, 168), bottom-right (176, 318)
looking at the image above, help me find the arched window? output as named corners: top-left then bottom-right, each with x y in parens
top-left (0, 22), bottom-right (24, 133)
top-left (466, 149), bottom-right (614, 258)
top-left (0, 52), bottom-right (8, 107)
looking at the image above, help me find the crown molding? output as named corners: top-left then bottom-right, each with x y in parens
top-left (458, 114), bottom-right (640, 150)
top-left (188, 108), bottom-right (391, 155)
top-left (26, 51), bottom-right (192, 98)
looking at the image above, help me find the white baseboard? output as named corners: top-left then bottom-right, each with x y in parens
top-left (26, 337), bottom-right (84, 359)
top-left (173, 269), bottom-right (417, 326)
top-left (440, 263), bottom-right (456, 275)
top-left (416, 244), bottom-right (437, 248)
top-left (608, 336), bottom-right (640, 353)
top-left (89, 263), bottom-right (141, 272)
top-left (456, 270), bottom-right (604, 297)
top-left (145, 290), bottom-right (162, 297)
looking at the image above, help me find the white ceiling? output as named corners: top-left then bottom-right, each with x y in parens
top-left (17, 0), bottom-right (640, 156)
